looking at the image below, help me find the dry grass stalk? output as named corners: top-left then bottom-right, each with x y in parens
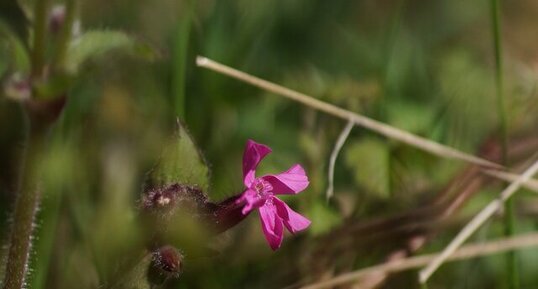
top-left (419, 158), bottom-right (538, 283)
top-left (482, 169), bottom-right (538, 192)
top-left (196, 56), bottom-right (501, 169)
top-left (299, 232), bottom-right (538, 289)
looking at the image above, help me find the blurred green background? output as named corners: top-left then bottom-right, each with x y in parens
top-left (2, 0), bottom-right (538, 288)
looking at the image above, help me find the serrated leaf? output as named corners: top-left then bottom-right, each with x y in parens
top-left (345, 138), bottom-right (390, 199)
top-left (149, 122), bottom-right (209, 191)
top-left (66, 30), bottom-right (157, 72)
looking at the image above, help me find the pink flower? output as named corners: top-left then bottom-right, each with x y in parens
top-left (237, 140), bottom-right (311, 250)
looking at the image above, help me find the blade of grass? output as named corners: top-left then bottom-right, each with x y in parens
top-left (380, 0), bottom-right (406, 197)
top-left (490, 0), bottom-right (517, 286)
top-left (196, 56), bottom-right (501, 169)
top-left (297, 232), bottom-right (538, 289)
top-left (172, 0), bottom-right (194, 118)
top-left (491, 0), bottom-right (508, 167)
top-left (419, 158), bottom-right (538, 284)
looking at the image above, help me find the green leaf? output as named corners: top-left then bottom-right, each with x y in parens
top-left (149, 121), bottom-right (209, 191)
top-left (111, 254), bottom-right (152, 289)
top-left (345, 138), bottom-right (391, 199)
top-left (437, 51), bottom-right (497, 149)
top-left (0, 19), bottom-right (30, 72)
top-left (33, 72), bottom-right (75, 99)
top-left (386, 100), bottom-right (435, 134)
top-left (0, 1), bottom-right (29, 48)
top-left (66, 30), bottom-right (158, 72)
top-left (308, 201), bottom-right (341, 235)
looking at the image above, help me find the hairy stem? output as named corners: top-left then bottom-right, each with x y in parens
top-left (3, 122), bottom-right (50, 289)
top-left (3, 1), bottom-right (55, 287)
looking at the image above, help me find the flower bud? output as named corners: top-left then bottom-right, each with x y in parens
top-left (140, 183), bottom-right (251, 238)
top-left (141, 184), bottom-right (209, 216)
top-left (49, 5), bottom-right (66, 35)
top-left (48, 4), bottom-right (81, 38)
top-left (150, 245), bottom-right (183, 278)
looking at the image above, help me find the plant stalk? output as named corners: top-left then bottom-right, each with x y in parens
top-left (2, 121), bottom-right (50, 289)
top-left (195, 56), bottom-right (501, 169)
top-left (52, 0), bottom-right (77, 71)
top-left (3, 0), bottom-right (53, 287)
top-left (172, 0), bottom-right (194, 118)
top-left (31, 0), bottom-right (51, 78)
top-left (490, 0), bottom-right (517, 288)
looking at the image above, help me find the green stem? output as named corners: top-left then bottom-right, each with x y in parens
top-left (505, 200), bottom-right (518, 288)
top-left (492, 0), bottom-right (507, 163)
top-left (52, 0), bottom-right (77, 71)
top-left (490, 0), bottom-right (517, 288)
top-left (3, 1), bottom-right (54, 286)
top-left (172, 0), bottom-right (194, 118)
top-left (2, 122), bottom-right (50, 289)
top-left (31, 0), bottom-right (51, 78)
top-left (382, 0), bottom-right (405, 197)
top-left (28, 182), bottom-right (63, 289)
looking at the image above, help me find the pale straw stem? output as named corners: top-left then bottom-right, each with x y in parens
top-left (196, 56), bottom-right (501, 169)
top-left (419, 158), bottom-right (538, 283)
top-left (299, 232), bottom-right (538, 289)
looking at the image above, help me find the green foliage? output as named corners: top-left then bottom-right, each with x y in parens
top-left (0, 0), bottom-right (29, 48)
top-left (437, 51), bottom-right (497, 150)
top-left (33, 73), bottom-right (75, 99)
top-left (309, 201), bottom-right (341, 235)
top-left (66, 30), bottom-right (157, 73)
top-left (149, 121), bottom-right (210, 191)
top-left (111, 255), bottom-right (153, 289)
top-left (0, 20), bottom-right (30, 73)
top-left (387, 100), bottom-right (436, 134)
top-left (345, 137), bottom-right (391, 199)
top-left (2, 1), bottom-right (538, 289)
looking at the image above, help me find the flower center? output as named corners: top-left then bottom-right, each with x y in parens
top-left (252, 178), bottom-right (273, 198)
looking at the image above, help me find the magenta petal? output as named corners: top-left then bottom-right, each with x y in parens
top-left (237, 189), bottom-right (265, 215)
top-left (262, 164), bottom-right (309, 195)
top-left (242, 140), bottom-right (272, 187)
top-left (273, 197), bottom-right (311, 234)
top-left (259, 203), bottom-right (284, 250)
